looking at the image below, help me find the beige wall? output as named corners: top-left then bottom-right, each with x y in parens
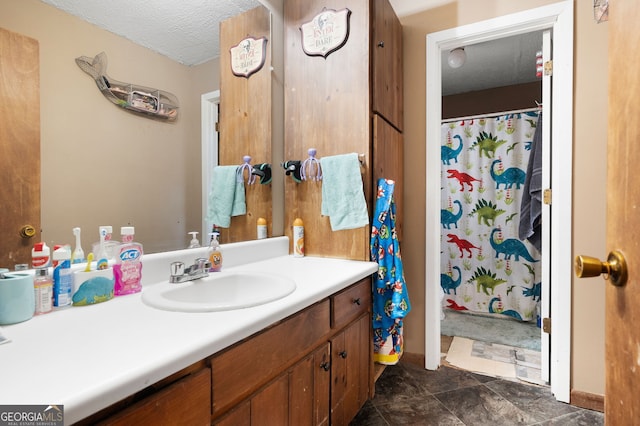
top-left (2, 0), bottom-right (608, 397)
top-left (0, 0), bottom-right (219, 253)
top-left (399, 0), bottom-right (607, 396)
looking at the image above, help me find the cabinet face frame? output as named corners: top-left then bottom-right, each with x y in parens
top-left (210, 278), bottom-right (372, 425)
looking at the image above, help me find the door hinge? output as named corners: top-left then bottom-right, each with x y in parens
top-left (215, 122), bottom-right (220, 132)
top-left (542, 317), bottom-right (551, 334)
top-left (543, 189), bottom-right (552, 205)
top-left (544, 60), bottom-right (553, 76)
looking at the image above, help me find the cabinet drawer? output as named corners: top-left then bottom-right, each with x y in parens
top-left (331, 278), bottom-right (371, 330)
top-left (211, 299), bottom-right (331, 418)
top-left (97, 368), bottom-right (211, 426)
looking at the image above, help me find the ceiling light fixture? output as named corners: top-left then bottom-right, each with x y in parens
top-left (447, 47), bottom-right (466, 69)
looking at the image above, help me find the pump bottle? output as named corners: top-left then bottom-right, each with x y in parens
top-left (208, 232), bottom-right (223, 272)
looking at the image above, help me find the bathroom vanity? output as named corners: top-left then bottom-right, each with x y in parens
top-left (0, 237), bottom-right (378, 425)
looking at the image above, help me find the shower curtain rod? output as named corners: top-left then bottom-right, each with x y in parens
top-left (441, 106), bottom-right (541, 124)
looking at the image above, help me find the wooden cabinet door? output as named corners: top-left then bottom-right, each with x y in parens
top-left (312, 344), bottom-right (331, 426)
top-left (216, 343), bottom-right (331, 426)
top-left (371, 0), bottom-right (403, 131)
top-left (372, 114), bottom-right (404, 240)
top-left (289, 343), bottom-right (331, 426)
top-left (214, 401), bottom-right (250, 426)
top-left (330, 314), bottom-right (370, 425)
top-left (0, 28), bottom-right (41, 267)
top-left (251, 375), bottom-right (289, 426)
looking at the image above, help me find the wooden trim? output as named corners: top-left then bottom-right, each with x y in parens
top-left (373, 364), bottom-right (386, 382)
top-left (399, 351), bottom-right (425, 369)
top-left (570, 389), bottom-right (604, 413)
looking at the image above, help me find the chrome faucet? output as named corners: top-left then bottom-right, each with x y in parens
top-left (169, 258), bottom-right (211, 283)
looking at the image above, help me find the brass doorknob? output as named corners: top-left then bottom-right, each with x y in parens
top-left (19, 225), bottom-right (36, 239)
top-left (575, 250), bottom-right (628, 287)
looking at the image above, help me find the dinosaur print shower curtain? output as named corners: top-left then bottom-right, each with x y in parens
top-left (440, 110), bottom-right (541, 322)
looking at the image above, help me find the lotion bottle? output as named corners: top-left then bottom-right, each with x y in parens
top-left (257, 218), bottom-right (267, 240)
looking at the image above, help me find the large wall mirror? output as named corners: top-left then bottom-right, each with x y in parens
top-left (0, 0), bottom-right (284, 267)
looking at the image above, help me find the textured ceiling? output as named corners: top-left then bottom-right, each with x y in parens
top-left (442, 31), bottom-right (543, 96)
top-left (39, 0), bottom-right (541, 94)
top-left (39, 0), bottom-right (261, 66)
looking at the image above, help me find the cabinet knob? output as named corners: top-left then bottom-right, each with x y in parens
top-left (353, 298), bottom-right (361, 306)
top-left (320, 362), bottom-right (330, 371)
top-left (339, 350), bottom-right (347, 359)
top-left (377, 41), bottom-right (385, 48)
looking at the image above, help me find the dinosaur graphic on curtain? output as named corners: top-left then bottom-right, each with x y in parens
top-left (440, 111), bottom-right (541, 321)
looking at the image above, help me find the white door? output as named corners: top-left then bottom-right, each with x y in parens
top-left (425, 2), bottom-right (574, 402)
top-left (201, 91), bottom-right (220, 243)
top-left (539, 29), bottom-right (551, 383)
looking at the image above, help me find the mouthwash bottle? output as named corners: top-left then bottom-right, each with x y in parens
top-left (113, 226), bottom-right (143, 296)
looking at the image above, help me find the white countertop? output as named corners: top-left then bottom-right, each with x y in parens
top-left (0, 237), bottom-right (378, 425)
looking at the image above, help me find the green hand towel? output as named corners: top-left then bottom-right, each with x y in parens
top-left (320, 153), bottom-right (369, 231)
top-left (206, 166), bottom-right (246, 228)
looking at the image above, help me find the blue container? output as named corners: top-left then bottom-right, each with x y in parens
top-left (0, 272), bottom-right (35, 325)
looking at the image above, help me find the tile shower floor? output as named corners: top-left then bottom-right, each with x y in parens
top-left (350, 337), bottom-right (604, 426)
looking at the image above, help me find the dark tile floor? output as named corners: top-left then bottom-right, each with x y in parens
top-left (351, 361), bottom-right (604, 426)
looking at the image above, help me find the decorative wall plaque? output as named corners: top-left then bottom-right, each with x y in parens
top-left (300, 8), bottom-right (351, 58)
top-left (230, 36), bottom-right (268, 78)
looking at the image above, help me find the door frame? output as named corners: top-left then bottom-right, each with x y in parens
top-left (201, 90), bottom-right (220, 242)
top-left (424, 1), bottom-right (573, 402)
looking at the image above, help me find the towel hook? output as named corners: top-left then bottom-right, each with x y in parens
top-left (251, 162), bottom-right (272, 185)
top-left (237, 155), bottom-right (256, 185)
top-left (301, 148), bottom-right (322, 181)
top-left (281, 160), bottom-right (303, 183)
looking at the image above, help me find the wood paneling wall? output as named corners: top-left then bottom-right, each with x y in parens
top-left (284, 0), bottom-right (372, 260)
top-left (219, 6), bottom-right (272, 243)
top-left (442, 81), bottom-right (542, 120)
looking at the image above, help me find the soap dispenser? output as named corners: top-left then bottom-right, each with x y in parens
top-left (207, 232), bottom-right (222, 272)
top-left (188, 232), bottom-right (200, 248)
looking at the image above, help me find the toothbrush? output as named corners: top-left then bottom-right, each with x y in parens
top-left (84, 253), bottom-right (94, 272)
top-left (96, 227), bottom-right (108, 270)
top-left (71, 227), bottom-right (85, 264)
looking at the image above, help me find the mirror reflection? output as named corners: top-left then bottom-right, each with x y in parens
top-left (0, 0), bottom-right (282, 267)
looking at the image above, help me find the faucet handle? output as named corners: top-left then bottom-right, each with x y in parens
top-left (195, 258), bottom-right (212, 271)
top-left (170, 261), bottom-right (185, 276)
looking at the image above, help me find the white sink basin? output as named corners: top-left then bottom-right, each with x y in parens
top-left (141, 271), bottom-right (296, 312)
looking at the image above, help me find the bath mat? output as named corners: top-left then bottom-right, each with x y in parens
top-left (441, 309), bottom-right (541, 351)
top-left (445, 337), bottom-right (546, 386)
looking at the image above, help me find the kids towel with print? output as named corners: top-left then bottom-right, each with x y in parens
top-left (370, 178), bottom-right (411, 365)
top-left (207, 165), bottom-right (246, 228)
top-left (320, 153), bottom-right (369, 231)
